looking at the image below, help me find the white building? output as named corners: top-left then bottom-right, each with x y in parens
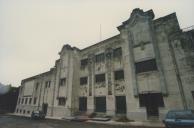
top-left (15, 8), bottom-right (194, 121)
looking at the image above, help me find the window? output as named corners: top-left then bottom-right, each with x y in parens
top-left (95, 74), bottom-right (105, 83)
top-left (59, 78), bottom-right (66, 86)
top-left (80, 77), bottom-right (88, 85)
top-left (45, 81), bottom-right (51, 88)
top-left (113, 47), bottom-right (122, 58)
top-left (25, 98), bottom-right (28, 104)
top-left (16, 109), bottom-right (18, 113)
top-left (58, 97), bottom-right (66, 106)
top-left (135, 59), bottom-right (157, 74)
top-left (33, 97), bottom-right (37, 105)
top-left (80, 58), bottom-right (88, 68)
top-left (21, 98), bottom-right (24, 104)
top-left (20, 109), bottom-right (22, 113)
top-left (95, 53), bottom-right (105, 63)
top-left (27, 111), bottom-right (30, 114)
top-left (35, 83), bottom-right (39, 90)
top-left (114, 70), bottom-right (124, 80)
top-left (23, 110), bottom-right (25, 114)
top-left (29, 98), bottom-right (32, 104)
top-left (18, 98), bottom-right (20, 104)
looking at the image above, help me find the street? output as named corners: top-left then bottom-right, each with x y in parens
top-left (0, 115), bottom-right (163, 128)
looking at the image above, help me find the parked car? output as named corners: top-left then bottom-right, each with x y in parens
top-left (163, 109), bottom-right (194, 128)
top-left (31, 110), bottom-right (45, 119)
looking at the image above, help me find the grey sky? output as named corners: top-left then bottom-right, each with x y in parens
top-left (0, 0), bottom-right (194, 87)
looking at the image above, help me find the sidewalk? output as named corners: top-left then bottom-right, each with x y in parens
top-left (8, 113), bottom-right (165, 128)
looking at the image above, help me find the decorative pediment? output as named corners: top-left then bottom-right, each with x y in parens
top-left (117, 8), bottom-right (155, 31)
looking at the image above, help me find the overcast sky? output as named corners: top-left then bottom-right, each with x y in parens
top-left (0, 0), bottom-right (194, 87)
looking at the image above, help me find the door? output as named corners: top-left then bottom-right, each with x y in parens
top-left (139, 93), bottom-right (164, 118)
top-left (42, 103), bottom-right (48, 115)
top-left (79, 97), bottom-right (87, 112)
top-left (116, 96), bottom-right (126, 114)
top-left (95, 97), bottom-right (106, 112)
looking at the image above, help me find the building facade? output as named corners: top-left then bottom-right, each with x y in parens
top-left (15, 8), bottom-right (194, 121)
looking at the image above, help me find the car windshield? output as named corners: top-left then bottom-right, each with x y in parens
top-left (167, 110), bottom-right (194, 119)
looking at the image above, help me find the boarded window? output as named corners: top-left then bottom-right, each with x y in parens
top-left (80, 77), bottom-right (88, 85)
top-left (135, 59), bottom-right (157, 74)
top-left (95, 74), bottom-right (105, 83)
top-left (59, 78), bottom-right (66, 86)
top-left (113, 47), bottom-right (122, 58)
top-left (58, 97), bottom-right (66, 106)
top-left (114, 70), bottom-right (124, 80)
top-left (95, 53), bottom-right (105, 63)
top-left (80, 58), bottom-right (88, 68)
top-left (33, 97), bottom-right (37, 105)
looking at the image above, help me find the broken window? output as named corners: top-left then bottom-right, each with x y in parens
top-left (80, 77), bottom-right (88, 85)
top-left (114, 70), bottom-right (124, 80)
top-left (113, 47), bottom-right (122, 58)
top-left (135, 59), bottom-right (157, 74)
top-left (58, 97), bottom-right (66, 106)
top-left (29, 98), bottom-right (32, 104)
top-left (95, 53), bottom-right (105, 63)
top-left (59, 78), bottom-right (66, 86)
top-left (80, 58), bottom-right (88, 68)
top-left (33, 97), bottom-right (37, 105)
top-left (95, 74), bottom-right (106, 83)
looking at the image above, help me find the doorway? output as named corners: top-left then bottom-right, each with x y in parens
top-left (95, 97), bottom-right (106, 112)
top-left (79, 97), bottom-right (87, 112)
top-left (116, 96), bottom-right (126, 114)
top-left (42, 103), bottom-right (48, 115)
top-left (139, 93), bottom-right (164, 118)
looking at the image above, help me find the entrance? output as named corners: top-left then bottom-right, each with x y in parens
top-left (42, 103), bottom-right (48, 115)
top-left (139, 93), bottom-right (164, 118)
top-left (116, 96), bottom-right (126, 114)
top-left (79, 97), bottom-right (87, 112)
top-left (95, 97), bottom-right (106, 112)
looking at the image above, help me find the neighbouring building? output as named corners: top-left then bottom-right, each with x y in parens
top-left (15, 8), bottom-right (194, 121)
top-left (0, 85), bottom-right (19, 114)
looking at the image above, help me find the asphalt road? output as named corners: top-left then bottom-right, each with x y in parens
top-left (0, 115), bottom-right (163, 128)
